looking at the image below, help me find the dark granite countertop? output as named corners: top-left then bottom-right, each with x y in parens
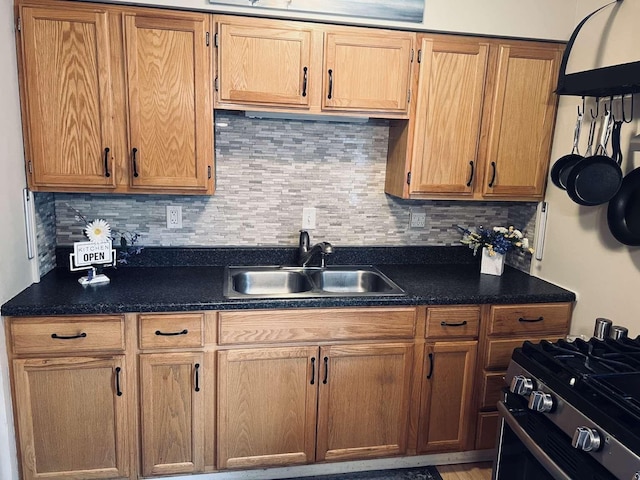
top-left (1, 247), bottom-right (576, 316)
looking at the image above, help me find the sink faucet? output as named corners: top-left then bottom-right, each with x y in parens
top-left (298, 230), bottom-right (334, 267)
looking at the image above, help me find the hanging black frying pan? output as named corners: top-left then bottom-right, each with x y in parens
top-left (566, 110), bottom-right (623, 206)
top-left (550, 107), bottom-right (584, 189)
top-left (608, 162), bottom-right (640, 246)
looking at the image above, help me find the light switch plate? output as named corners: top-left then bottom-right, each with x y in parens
top-left (302, 207), bottom-right (316, 229)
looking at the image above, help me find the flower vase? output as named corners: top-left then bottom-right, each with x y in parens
top-left (480, 247), bottom-right (505, 276)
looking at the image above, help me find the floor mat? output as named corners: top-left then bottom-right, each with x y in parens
top-left (298, 465), bottom-right (443, 480)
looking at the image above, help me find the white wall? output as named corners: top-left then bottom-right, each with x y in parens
top-left (0, 0), bottom-right (39, 477)
top-left (88, 0), bottom-right (577, 40)
top-left (532, 0), bottom-right (640, 338)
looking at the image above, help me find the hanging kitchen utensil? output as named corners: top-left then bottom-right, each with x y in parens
top-left (607, 165), bottom-right (640, 246)
top-left (550, 103), bottom-right (584, 189)
top-left (566, 108), bottom-right (622, 206)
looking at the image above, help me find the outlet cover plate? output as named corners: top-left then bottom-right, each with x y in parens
top-left (167, 206), bottom-right (182, 229)
top-left (410, 211), bottom-right (426, 228)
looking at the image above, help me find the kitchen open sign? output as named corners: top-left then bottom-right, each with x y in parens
top-left (73, 241), bottom-right (113, 267)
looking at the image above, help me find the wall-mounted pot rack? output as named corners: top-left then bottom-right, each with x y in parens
top-left (556, 0), bottom-right (640, 98)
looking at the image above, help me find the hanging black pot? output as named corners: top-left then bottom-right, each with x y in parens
top-left (566, 111), bottom-right (623, 206)
top-left (550, 106), bottom-right (584, 190)
top-left (607, 167), bottom-right (640, 246)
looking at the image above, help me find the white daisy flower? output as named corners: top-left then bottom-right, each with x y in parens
top-left (84, 219), bottom-right (111, 243)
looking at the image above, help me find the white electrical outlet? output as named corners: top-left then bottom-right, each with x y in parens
top-left (410, 211), bottom-right (426, 228)
top-left (302, 207), bottom-right (316, 230)
top-left (166, 206), bottom-right (182, 229)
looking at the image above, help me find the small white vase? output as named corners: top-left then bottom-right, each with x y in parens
top-left (480, 247), bottom-right (505, 276)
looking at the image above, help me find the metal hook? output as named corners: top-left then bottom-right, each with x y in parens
top-left (608, 95), bottom-right (614, 116)
top-left (578, 96), bottom-right (585, 117)
top-left (622, 94), bottom-right (634, 124)
top-left (590, 97), bottom-right (599, 119)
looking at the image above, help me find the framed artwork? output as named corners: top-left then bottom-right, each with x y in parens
top-left (208, 0), bottom-right (425, 23)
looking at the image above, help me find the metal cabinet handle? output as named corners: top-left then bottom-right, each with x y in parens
top-left (426, 353), bottom-right (434, 379)
top-left (51, 332), bottom-right (87, 340)
top-left (322, 356), bottom-right (329, 384)
top-left (466, 161), bottom-right (474, 187)
top-left (132, 148), bottom-right (139, 177)
top-left (115, 367), bottom-right (123, 396)
top-left (440, 320), bottom-right (468, 327)
top-left (302, 66), bottom-right (308, 97)
top-left (155, 329), bottom-right (188, 336)
top-left (104, 147), bottom-right (111, 178)
top-left (519, 316), bottom-right (544, 323)
top-left (194, 363), bottom-right (200, 392)
top-left (327, 69), bottom-right (333, 100)
top-left (310, 357), bottom-right (316, 385)
top-left (488, 161), bottom-right (497, 187)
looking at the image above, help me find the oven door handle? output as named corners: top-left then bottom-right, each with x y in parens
top-left (497, 401), bottom-right (572, 480)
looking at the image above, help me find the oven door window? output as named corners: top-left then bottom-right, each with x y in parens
top-left (494, 393), bottom-right (617, 480)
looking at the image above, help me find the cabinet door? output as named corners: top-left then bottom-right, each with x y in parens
top-left (480, 43), bottom-right (562, 198)
top-left (316, 343), bottom-right (413, 462)
top-left (217, 346), bottom-right (318, 469)
top-left (410, 36), bottom-right (489, 196)
top-left (124, 12), bottom-right (213, 191)
top-left (323, 31), bottom-right (412, 114)
top-left (417, 341), bottom-right (477, 453)
top-left (139, 352), bottom-right (204, 476)
top-left (18, 5), bottom-right (116, 189)
top-left (13, 356), bottom-right (128, 480)
top-left (216, 19), bottom-right (312, 108)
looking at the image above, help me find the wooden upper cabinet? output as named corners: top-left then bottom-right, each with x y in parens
top-left (385, 36), bottom-right (563, 201)
top-left (213, 17), bottom-right (413, 118)
top-left (323, 30), bottom-right (413, 115)
top-left (18, 4), bottom-right (116, 190)
top-left (16, 1), bottom-right (214, 194)
top-left (480, 43), bottom-right (562, 198)
top-left (409, 36), bottom-right (489, 196)
top-left (12, 356), bottom-right (129, 480)
top-left (215, 17), bottom-right (313, 108)
top-left (124, 12), bottom-right (213, 192)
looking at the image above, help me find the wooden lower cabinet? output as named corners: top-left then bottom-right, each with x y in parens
top-left (217, 346), bottom-right (317, 469)
top-left (12, 356), bottom-right (129, 480)
top-left (217, 342), bottom-right (413, 469)
top-left (316, 343), bottom-right (413, 461)
top-left (473, 303), bottom-right (571, 450)
top-left (139, 352), bottom-right (205, 476)
top-left (417, 341), bottom-right (477, 453)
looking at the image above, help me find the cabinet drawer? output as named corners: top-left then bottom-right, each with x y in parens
top-left (218, 307), bottom-right (416, 345)
top-left (480, 371), bottom-right (505, 410)
top-left (138, 313), bottom-right (204, 349)
top-left (488, 303), bottom-right (571, 336)
top-left (475, 411), bottom-right (500, 450)
top-left (10, 316), bottom-right (125, 355)
top-left (484, 336), bottom-right (564, 370)
top-left (425, 306), bottom-right (480, 339)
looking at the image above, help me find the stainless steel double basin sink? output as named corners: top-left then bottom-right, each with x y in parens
top-left (224, 265), bottom-right (405, 299)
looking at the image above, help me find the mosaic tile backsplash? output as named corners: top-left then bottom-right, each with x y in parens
top-left (38, 111), bottom-right (538, 273)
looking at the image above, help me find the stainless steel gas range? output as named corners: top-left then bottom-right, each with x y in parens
top-left (493, 336), bottom-right (640, 480)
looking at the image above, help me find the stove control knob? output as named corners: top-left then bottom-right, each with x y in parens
top-left (510, 375), bottom-right (534, 396)
top-left (572, 426), bottom-right (601, 452)
top-left (528, 391), bottom-right (553, 413)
